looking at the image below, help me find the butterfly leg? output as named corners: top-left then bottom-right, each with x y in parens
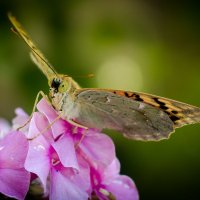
top-left (28, 115), bottom-right (88, 141)
top-left (17, 90), bottom-right (49, 131)
top-left (67, 119), bottom-right (88, 130)
top-left (75, 129), bottom-right (87, 149)
top-left (68, 120), bottom-right (88, 149)
top-left (28, 112), bottom-right (63, 140)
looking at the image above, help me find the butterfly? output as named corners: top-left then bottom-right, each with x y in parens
top-left (8, 13), bottom-right (200, 141)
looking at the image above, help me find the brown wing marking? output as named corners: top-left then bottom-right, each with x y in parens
top-left (110, 90), bottom-right (200, 128)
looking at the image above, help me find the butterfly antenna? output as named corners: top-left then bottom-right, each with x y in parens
top-left (64, 73), bottom-right (94, 79)
top-left (8, 13), bottom-right (58, 78)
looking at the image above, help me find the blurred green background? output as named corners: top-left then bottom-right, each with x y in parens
top-left (0, 0), bottom-right (200, 199)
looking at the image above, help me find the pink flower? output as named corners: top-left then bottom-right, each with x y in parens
top-left (0, 131), bottom-right (30, 200)
top-left (25, 133), bottom-right (90, 200)
top-left (12, 108), bottom-right (29, 132)
top-left (25, 98), bottom-right (138, 199)
top-left (24, 99), bottom-right (118, 199)
top-left (0, 118), bottom-right (10, 139)
top-left (89, 158), bottom-right (139, 200)
top-left (1, 98), bottom-right (139, 200)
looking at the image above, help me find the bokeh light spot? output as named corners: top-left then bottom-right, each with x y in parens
top-left (96, 56), bottom-right (143, 91)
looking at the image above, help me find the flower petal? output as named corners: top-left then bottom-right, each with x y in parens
top-left (102, 158), bottom-right (120, 182)
top-left (50, 168), bottom-right (89, 200)
top-left (24, 135), bottom-right (50, 192)
top-left (12, 108), bottom-right (29, 132)
top-left (37, 98), bottom-right (69, 138)
top-left (0, 168), bottom-right (30, 200)
top-left (27, 112), bottom-right (53, 141)
top-left (105, 175), bottom-right (139, 200)
top-left (52, 133), bottom-right (79, 170)
top-left (0, 131), bottom-right (28, 169)
top-left (61, 156), bottom-right (91, 192)
top-left (0, 118), bottom-right (10, 139)
top-left (79, 130), bottom-right (115, 166)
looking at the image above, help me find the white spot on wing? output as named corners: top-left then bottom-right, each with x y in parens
top-left (139, 102), bottom-right (145, 109)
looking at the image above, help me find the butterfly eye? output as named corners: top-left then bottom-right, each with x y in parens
top-left (51, 78), bottom-right (61, 89)
top-left (58, 80), bottom-right (68, 93)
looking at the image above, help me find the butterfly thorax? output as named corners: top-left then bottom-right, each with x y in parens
top-left (49, 75), bottom-right (80, 119)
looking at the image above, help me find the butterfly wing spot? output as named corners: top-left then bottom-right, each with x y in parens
top-left (134, 94), bottom-right (144, 102)
top-left (124, 91), bottom-right (134, 98)
top-left (152, 97), bottom-right (169, 110)
top-left (106, 96), bottom-right (111, 103)
top-left (172, 110), bottom-right (178, 114)
top-left (165, 111), bottom-right (181, 123)
top-left (138, 102), bottom-right (145, 109)
top-left (123, 91), bottom-right (144, 101)
top-left (151, 97), bottom-right (183, 124)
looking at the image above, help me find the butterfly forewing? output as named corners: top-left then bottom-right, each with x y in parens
top-left (73, 89), bottom-right (200, 141)
top-left (73, 89), bottom-right (174, 140)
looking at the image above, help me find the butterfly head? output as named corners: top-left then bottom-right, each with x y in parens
top-left (49, 75), bottom-right (79, 93)
top-left (49, 75), bottom-right (80, 111)
top-left (50, 76), bottom-right (68, 94)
